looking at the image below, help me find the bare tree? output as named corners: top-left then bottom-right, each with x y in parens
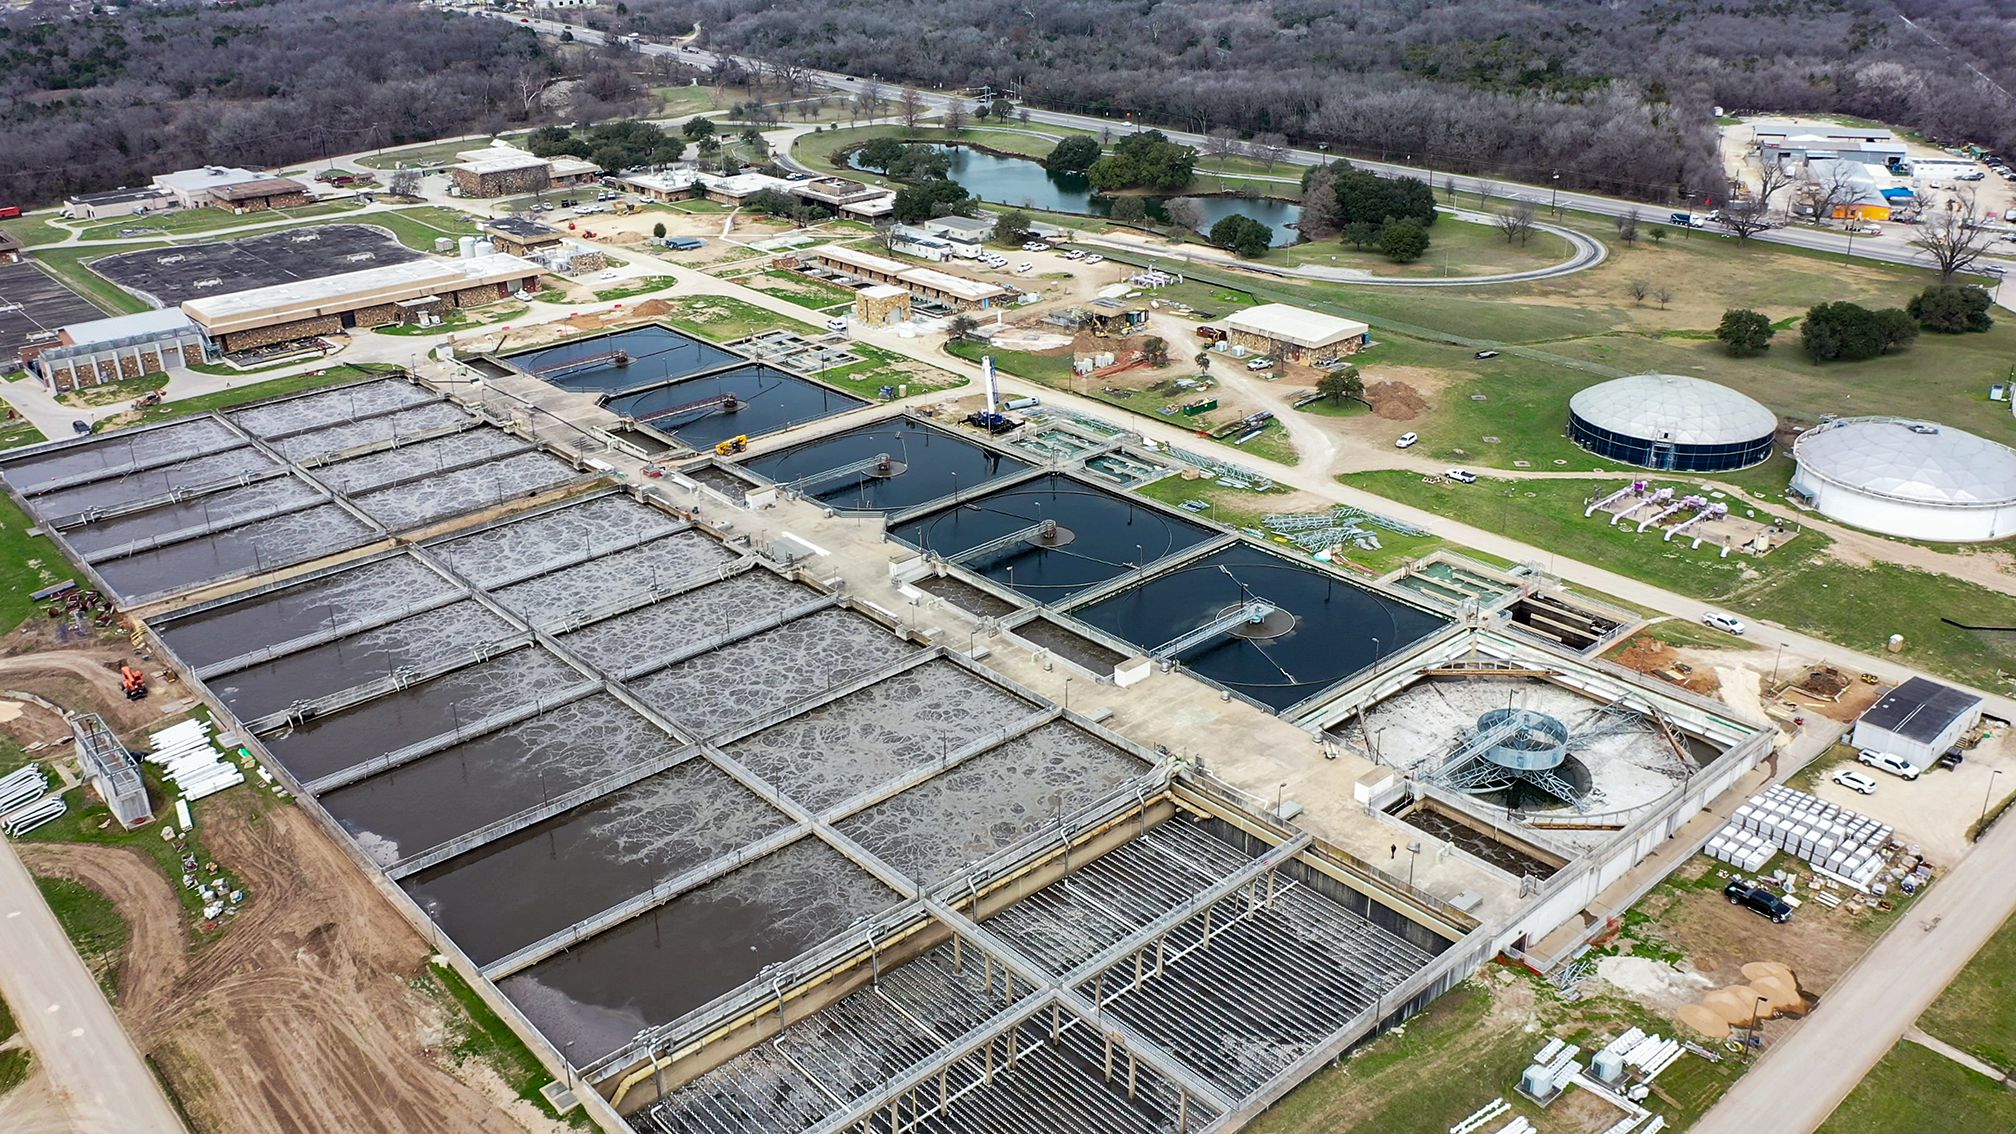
top-left (1203, 127), bottom-right (1241, 167)
top-left (1475, 180), bottom-right (1497, 207)
top-left (1164, 197), bottom-right (1203, 232)
top-left (1299, 166), bottom-right (1342, 239)
top-left (896, 86), bottom-right (927, 131)
top-left (1629, 279), bottom-right (1650, 304)
top-left (1754, 158), bottom-right (1793, 213)
top-left (1253, 132), bottom-right (1289, 172)
top-left (943, 101), bottom-right (968, 135)
top-left (1911, 190), bottom-right (1998, 283)
top-left (1494, 201), bottom-right (1537, 245)
top-left (1804, 162), bottom-right (1861, 227)
top-left (1616, 208), bottom-right (1641, 245)
top-left (1718, 195), bottom-right (1773, 243)
top-left (1652, 286), bottom-right (1673, 309)
top-left (387, 168), bottom-right (422, 199)
top-left (854, 78), bottom-right (884, 118)
top-left (1440, 175), bottom-right (1457, 203)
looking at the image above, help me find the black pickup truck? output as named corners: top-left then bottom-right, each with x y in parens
top-left (1725, 879), bottom-right (1793, 924)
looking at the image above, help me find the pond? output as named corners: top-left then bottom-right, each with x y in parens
top-left (850, 143), bottom-right (1304, 247)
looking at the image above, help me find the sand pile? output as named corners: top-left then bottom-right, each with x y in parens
top-left (1366, 380), bottom-right (1428, 420)
top-left (1674, 962), bottom-right (1804, 1039)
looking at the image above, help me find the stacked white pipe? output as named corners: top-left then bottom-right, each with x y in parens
top-left (146, 720), bottom-right (243, 802)
top-left (1706, 785), bottom-right (1891, 889)
top-left (0, 764), bottom-right (63, 837)
top-left (1450, 1098), bottom-right (1508, 1134)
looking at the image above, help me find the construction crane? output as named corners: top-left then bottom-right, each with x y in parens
top-left (715, 435), bottom-right (749, 456)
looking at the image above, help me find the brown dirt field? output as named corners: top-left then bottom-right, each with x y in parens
top-left (1609, 635), bottom-right (1721, 696)
top-left (1632, 861), bottom-right (1877, 1000)
top-left (0, 645), bottom-right (170, 737)
top-left (22, 793), bottom-right (565, 1134)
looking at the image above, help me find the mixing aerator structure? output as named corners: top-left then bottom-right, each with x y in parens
top-left (1432, 699), bottom-right (1665, 812)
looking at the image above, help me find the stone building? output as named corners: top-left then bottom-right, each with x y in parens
top-left (22, 310), bottom-right (211, 393)
top-left (181, 254), bottom-right (544, 351)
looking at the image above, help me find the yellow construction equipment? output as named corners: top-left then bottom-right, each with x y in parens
top-left (715, 435), bottom-right (749, 456)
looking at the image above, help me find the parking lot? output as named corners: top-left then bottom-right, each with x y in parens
top-left (0, 260), bottom-right (109, 360)
top-left (90, 223), bottom-right (424, 307)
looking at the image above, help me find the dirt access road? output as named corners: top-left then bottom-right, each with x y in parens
top-left (19, 788), bottom-right (566, 1134)
top-left (0, 836), bottom-right (185, 1134)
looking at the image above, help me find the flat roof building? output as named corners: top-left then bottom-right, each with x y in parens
top-left (1224, 303), bottom-right (1370, 362)
top-left (62, 186), bottom-right (175, 221)
top-left (150, 166), bottom-right (306, 210)
top-left (804, 244), bottom-right (1009, 309)
top-left (0, 231), bottom-right (21, 266)
top-left (208, 176), bottom-right (313, 212)
top-left (21, 309), bottom-right (210, 393)
top-left (1852, 677), bottom-right (1984, 767)
top-left (451, 150), bottom-right (558, 198)
top-left (182, 253), bottom-right (543, 351)
top-left (484, 215), bottom-right (568, 257)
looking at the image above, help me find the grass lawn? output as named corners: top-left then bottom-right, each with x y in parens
top-left (57, 371), bottom-right (168, 408)
top-left (354, 132), bottom-right (530, 170)
top-left (0, 417), bottom-right (47, 452)
top-left (360, 206), bottom-right (486, 250)
top-left (33, 875), bottom-right (131, 1001)
top-left (593, 276), bottom-right (677, 302)
top-left (1817, 1039), bottom-right (2016, 1133)
top-left (101, 364), bottom-right (405, 431)
top-left (372, 303), bottom-right (526, 337)
top-left (1918, 908), bottom-right (2016, 1072)
top-left (1252, 973), bottom-right (1745, 1134)
top-left (1, 212), bottom-right (76, 248)
top-left (812, 341), bottom-right (966, 400)
top-left (1345, 469), bottom-right (2016, 691)
top-left (417, 961), bottom-right (595, 1129)
top-left (651, 85), bottom-right (730, 117)
top-left (1270, 217), bottom-right (1575, 280)
top-left (746, 268), bottom-right (856, 310)
top-left (1294, 396), bottom-right (1369, 418)
top-left (0, 490), bottom-right (81, 635)
top-left (28, 244), bottom-right (154, 315)
top-left (1212, 416), bottom-right (1300, 465)
top-left (651, 294), bottom-right (818, 341)
top-left (77, 200), bottom-right (366, 242)
top-left (944, 339), bottom-right (1077, 384)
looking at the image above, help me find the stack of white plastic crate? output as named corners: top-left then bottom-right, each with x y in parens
top-left (1707, 786), bottom-right (1891, 890)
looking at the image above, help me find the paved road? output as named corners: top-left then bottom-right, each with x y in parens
top-left (1690, 806), bottom-right (2016, 1132)
top-left (0, 836), bottom-right (185, 1133)
top-left (479, 10), bottom-right (2016, 307)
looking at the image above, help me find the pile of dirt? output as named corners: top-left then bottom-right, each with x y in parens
top-left (1798, 666), bottom-right (1851, 699)
top-left (1675, 962), bottom-right (1806, 1039)
top-left (1365, 380), bottom-right (1428, 420)
top-left (629, 298), bottom-right (674, 318)
top-left (1609, 635), bottom-right (1720, 696)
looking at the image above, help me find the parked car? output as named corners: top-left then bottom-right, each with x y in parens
top-left (1245, 357), bottom-right (1274, 371)
top-left (1027, 241), bottom-right (1052, 252)
top-left (1956, 170), bottom-right (1986, 181)
top-left (1937, 747), bottom-right (1966, 770)
top-left (1725, 879), bottom-right (1794, 923)
top-left (1394, 432), bottom-right (1419, 448)
top-left (825, 317), bottom-right (848, 332)
top-left (71, 419), bottom-right (90, 435)
top-left (1474, 350), bottom-right (1500, 360)
top-left (1857, 749), bottom-right (1922, 780)
top-left (1702, 611), bottom-right (1746, 635)
top-left (1083, 254), bottom-right (1104, 265)
top-left (1062, 249), bottom-right (1084, 260)
top-left (1014, 261), bottom-right (1033, 273)
top-left (1445, 468), bottom-right (1478, 484)
top-left (1831, 769), bottom-right (1879, 795)
top-left (1852, 224), bottom-right (1882, 236)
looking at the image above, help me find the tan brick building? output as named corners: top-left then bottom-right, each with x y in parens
top-left (22, 310), bottom-right (211, 393)
top-left (209, 177), bottom-right (313, 212)
top-left (181, 254), bottom-right (544, 351)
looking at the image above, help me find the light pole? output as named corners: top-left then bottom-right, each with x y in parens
top-left (1275, 781), bottom-right (1287, 818)
top-left (1550, 171), bottom-right (1561, 218)
top-left (1772, 641), bottom-right (1788, 686)
top-left (1407, 841), bottom-right (1421, 887)
top-left (1983, 768), bottom-right (2003, 824)
top-left (1750, 996), bottom-right (1768, 1051)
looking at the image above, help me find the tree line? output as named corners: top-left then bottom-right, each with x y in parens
top-left (587, 0), bottom-right (2016, 204)
top-left (0, 0), bottom-right (638, 208)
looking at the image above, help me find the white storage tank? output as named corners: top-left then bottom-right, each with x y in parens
top-left (458, 236), bottom-right (477, 258)
top-left (474, 239), bottom-right (497, 257)
top-left (1792, 417), bottom-right (2016, 541)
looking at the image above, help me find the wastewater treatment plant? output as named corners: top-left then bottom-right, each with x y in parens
top-left (0, 359), bottom-right (1775, 1134)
